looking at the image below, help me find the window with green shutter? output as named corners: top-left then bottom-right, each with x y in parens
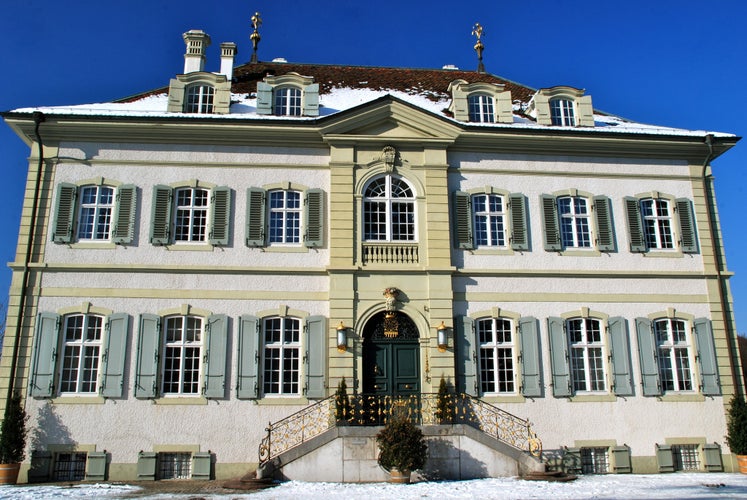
top-left (29, 312), bottom-right (61, 398)
top-left (203, 314), bottom-right (228, 398)
top-left (150, 185), bottom-right (172, 245)
top-left (676, 198), bottom-right (698, 253)
top-left (518, 317), bottom-right (542, 397)
top-left (208, 187), bottom-right (232, 246)
top-left (237, 315), bottom-right (260, 399)
top-left (111, 185), bottom-right (137, 244)
top-left (100, 313), bottom-right (130, 398)
top-left (656, 444), bottom-right (675, 472)
top-left (304, 315), bottom-right (327, 399)
top-left (453, 191), bottom-right (474, 249)
top-left (635, 317), bottom-right (662, 396)
top-left (540, 194), bottom-right (562, 251)
top-left (52, 183), bottom-right (78, 243)
top-left (593, 195), bottom-right (615, 252)
top-left (607, 316), bottom-right (633, 396)
top-left (135, 314), bottom-right (160, 399)
top-left (693, 318), bottom-right (720, 395)
top-left (611, 445), bottom-right (632, 473)
top-left (304, 189), bottom-right (325, 248)
top-left (509, 193), bottom-right (530, 251)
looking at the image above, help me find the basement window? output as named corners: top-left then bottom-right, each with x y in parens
top-left (158, 452), bottom-right (192, 479)
top-left (53, 452), bottom-right (87, 481)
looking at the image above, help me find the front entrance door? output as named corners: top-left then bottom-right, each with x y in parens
top-left (362, 311), bottom-right (420, 396)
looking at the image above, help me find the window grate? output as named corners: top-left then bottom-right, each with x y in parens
top-left (53, 452), bottom-right (87, 481)
top-left (581, 447), bottom-right (609, 474)
top-left (158, 452), bottom-right (192, 479)
top-left (672, 444), bottom-right (700, 471)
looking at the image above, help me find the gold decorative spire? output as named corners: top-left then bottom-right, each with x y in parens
top-left (472, 23), bottom-right (485, 73)
top-left (250, 12), bottom-right (262, 63)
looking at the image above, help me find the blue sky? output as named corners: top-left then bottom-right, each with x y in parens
top-left (1, 0), bottom-right (745, 335)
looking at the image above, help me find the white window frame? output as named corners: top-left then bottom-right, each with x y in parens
top-left (174, 187), bottom-right (210, 243)
top-left (641, 198), bottom-right (674, 250)
top-left (567, 318), bottom-right (606, 392)
top-left (161, 315), bottom-right (203, 396)
top-left (363, 175), bottom-right (417, 242)
top-left (268, 189), bottom-right (302, 245)
top-left (550, 98), bottom-right (576, 126)
top-left (185, 84), bottom-right (215, 114)
top-left (274, 87), bottom-right (302, 116)
top-left (76, 185), bottom-right (115, 241)
top-left (472, 193), bottom-right (506, 247)
top-left (653, 318), bottom-right (694, 392)
top-left (476, 317), bottom-right (516, 394)
top-left (58, 314), bottom-right (104, 395)
top-left (467, 93), bottom-right (495, 123)
top-left (558, 196), bottom-right (591, 248)
top-left (262, 316), bottom-right (302, 396)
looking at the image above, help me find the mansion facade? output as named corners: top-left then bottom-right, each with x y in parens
top-left (0, 28), bottom-right (743, 482)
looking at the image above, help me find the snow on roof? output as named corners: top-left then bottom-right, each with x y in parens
top-left (10, 87), bottom-right (733, 138)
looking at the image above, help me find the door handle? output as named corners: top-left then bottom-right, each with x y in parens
top-left (374, 384), bottom-right (380, 390)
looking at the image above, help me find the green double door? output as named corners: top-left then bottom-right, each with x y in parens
top-left (362, 311), bottom-right (420, 397)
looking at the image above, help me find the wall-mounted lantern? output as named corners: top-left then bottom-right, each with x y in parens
top-left (436, 321), bottom-right (449, 352)
top-left (337, 322), bottom-right (349, 352)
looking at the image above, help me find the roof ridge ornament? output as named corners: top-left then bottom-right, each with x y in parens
top-left (250, 12), bottom-right (262, 63)
top-left (472, 23), bottom-right (485, 73)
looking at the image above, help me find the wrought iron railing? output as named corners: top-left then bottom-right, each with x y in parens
top-left (258, 393), bottom-right (542, 465)
top-left (362, 243), bottom-right (419, 264)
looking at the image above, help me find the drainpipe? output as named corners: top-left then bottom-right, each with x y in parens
top-left (700, 134), bottom-right (744, 398)
top-left (5, 111), bottom-right (45, 413)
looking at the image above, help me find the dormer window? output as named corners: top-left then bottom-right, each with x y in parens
top-left (526, 86), bottom-right (594, 127)
top-left (185, 85), bottom-right (215, 114)
top-left (550, 98), bottom-right (575, 126)
top-left (448, 80), bottom-right (512, 124)
top-left (257, 73), bottom-right (319, 117)
top-left (468, 94), bottom-right (495, 123)
top-left (274, 87), bottom-right (302, 116)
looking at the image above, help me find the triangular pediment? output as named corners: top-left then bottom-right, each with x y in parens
top-left (319, 95), bottom-right (461, 142)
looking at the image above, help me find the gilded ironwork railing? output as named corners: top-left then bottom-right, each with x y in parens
top-left (362, 243), bottom-right (419, 264)
top-left (258, 393), bottom-right (542, 465)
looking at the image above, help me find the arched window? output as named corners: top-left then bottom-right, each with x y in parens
top-left (162, 315), bottom-right (203, 395)
top-left (476, 317), bottom-right (515, 394)
top-left (262, 316), bottom-right (301, 395)
top-left (468, 94), bottom-right (495, 123)
top-left (557, 195), bottom-right (591, 248)
top-left (363, 175), bottom-right (416, 241)
top-left (184, 85), bottom-right (215, 114)
top-left (550, 98), bottom-right (576, 126)
top-left (274, 87), bottom-right (302, 116)
top-left (59, 314), bottom-right (104, 394)
top-left (653, 318), bottom-right (693, 392)
top-left (567, 317), bottom-right (606, 392)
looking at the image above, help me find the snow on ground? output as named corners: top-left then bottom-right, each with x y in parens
top-left (1, 473), bottom-right (747, 499)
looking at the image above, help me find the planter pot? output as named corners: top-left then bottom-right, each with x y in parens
top-left (737, 455), bottom-right (747, 474)
top-left (389, 468), bottom-right (411, 484)
top-left (0, 463), bottom-right (21, 485)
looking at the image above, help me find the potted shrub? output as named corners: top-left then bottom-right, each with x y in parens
top-left (0, 392), bottom-right (29, 484)
top-left (334, 378), bottom-right (353, 424)
top-left (376, 412), bottom-right (427, 483)
top-left (726, 394), bottom-right (747, 473)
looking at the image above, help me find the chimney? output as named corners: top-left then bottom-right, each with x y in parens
top-left (182, 30), bottom-right (211, 73)
top-left (219, 42), bottom-right (237, 80)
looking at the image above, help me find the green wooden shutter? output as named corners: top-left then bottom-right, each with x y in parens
top-left (455, 316), bottom-right (477, 396)
top-left (191, 452), bottom-right (212, 479)
top-left (112, 184), bottom-right (137, 244)
top-left (304, 189), bottom-right (325, 248)
top-left (624, 197), bottom-right (646, 252)
top-left (237, 315), bottom-right (260, 399)
top-left (693, 318), bottom-right (720, 395)
top-left (509, 193), bottom-right (529, 251)
top-left (541, 194), bottom-right (561, 251)
top-left (635, 317), bottom-right (661, 396)
top-left (453, 191), bottom-right (474, 249)
top-left (702, 443), bottom-right (723, 471)
top-left (303, 83), bottom-right (320, 116)
top-left (85, 451), bottom-right (107, 481)
top-left (149, 185), bottom-right (172, 245)
top-left (656, 444), bottom-right (674, 472)
top-left (608, 316), bottom-right (633, 396)
top-left (29, 312), bottom-right (61, 398)
top-left (593, 195), bottom-right (615, 252)
top-left (29, 451), bottom-right (53, 482)
top-left (676, 198), bottom-right (698, 253)
top-left (208, 186), bottom-right (232, 246)
top-left (518, 317), bottom-right (542, 397)
top-left (137, 451), bottom-right (157, 480)
top-left (204, 314), bottom-right (228, 399)
top-left (548, 316), bottom-right (571, 397)
top-left (245, 187), bottom-right (266, 247)
top-left (101, 313), bottom-right (129, 398)
top-left (135, 313), bottom-right (160, 399)
top-left (612, 445), bottom-right (632, 473)
top-left (52, 183), bottom-right (77, 243)
top-left (256, 81), bottom-right (273, 115)
top-left (305, 315), bottom-right (327, 399)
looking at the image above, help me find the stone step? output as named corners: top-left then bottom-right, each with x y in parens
top-left (223, 471), bottom-right (278, 490)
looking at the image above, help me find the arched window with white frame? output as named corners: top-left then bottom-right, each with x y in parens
top-left (274, 87), bottom-right (302, 116)
top-left (468, 93), bottom-right (495, 123)
top-left (550, 98), bottom-right (576, 126)
top-left (363, 175), bottom-right (416, 242)
top-left (184, 85), bottom-right (215, 114)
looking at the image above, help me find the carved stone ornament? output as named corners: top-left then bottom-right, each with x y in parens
top-left (382, 145), bottom-right (397, 173)
top-left (383, 287), bottom-right (399, 311)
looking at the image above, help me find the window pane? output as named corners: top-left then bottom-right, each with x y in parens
top-left (162, 316), bottom-right (203, 395)
top-left (77, 186), bottom-right (114, 241)
top-left (59, 314), bottom-right (103, 394)
top-left (263, 317), bottom-right (301, 395)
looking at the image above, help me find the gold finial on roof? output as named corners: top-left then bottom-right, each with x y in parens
top-left (250, 12), bottom-right (262, 63)
top-left (472, 23), bottom-right (485, 73)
